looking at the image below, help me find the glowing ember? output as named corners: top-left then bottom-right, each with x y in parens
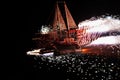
top-left (81, 48), bottom-right (89, 53)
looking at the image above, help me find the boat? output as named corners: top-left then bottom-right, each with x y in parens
top-left (31, 1), bottom-right (83, 55)
top-left (29, 2), bottom-right (120, 56)
top-left (49, 1), bottom-right (77, 43)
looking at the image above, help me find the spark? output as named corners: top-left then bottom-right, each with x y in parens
top-left (89, 36), bottom-right (120, 45)
top-left (77, 16), bottom-right (120, 46)
top-left (78, 16), bottom-right (120, 33)
top-left (41, 25), bottom-right (50, 34)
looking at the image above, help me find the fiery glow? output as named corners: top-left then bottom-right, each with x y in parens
top-left (81, 48), bottom-right (89, 52)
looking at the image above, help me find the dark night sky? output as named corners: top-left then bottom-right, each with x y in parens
top-left (31, 0), bottom-right (120, 32)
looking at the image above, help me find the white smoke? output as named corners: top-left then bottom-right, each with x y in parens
top-left (78, 16), bottom-right (120, 33)
top-left (77, 16), bottom-right (120, 46)
top-left (41, 25), bottom-right (50, 34)
top-left (88, 35), bottom-right (120, 45)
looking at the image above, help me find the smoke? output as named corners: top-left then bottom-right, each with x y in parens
top-left (78, 16), bottom-right (120, 33)
top-left (77, 16), bottom-right (120, 46)
top-left (89, 35), bottom-right (120, 45)
top-left (41, 25), bottom-right (50, 34)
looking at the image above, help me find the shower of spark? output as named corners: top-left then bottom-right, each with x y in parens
top-left (77, 32), bottom-right (101, 46)
top-left (89, 35), bottom-right (120, 45)
top-left (78, 16), bottom-right (120, 33)
top-left (77, 16), bottom-right (120, 46)
top-left (41, 25), bottom-right (50, 34)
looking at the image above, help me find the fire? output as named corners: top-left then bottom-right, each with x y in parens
top-left (81, 48), bottom-right (89, 52)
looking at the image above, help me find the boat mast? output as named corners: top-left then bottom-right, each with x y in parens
top-left (64, 1), bottom-right (77, 38)
top-left (51, 1), bottom-right (77, 40)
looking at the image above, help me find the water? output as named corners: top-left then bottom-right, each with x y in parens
top-left (25, 53), bottom-right (120, 79)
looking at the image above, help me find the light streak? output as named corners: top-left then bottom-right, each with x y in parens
top-left (89, 36), bottom-right (120, 45)
top-left (77, 16), bottom-right (120, 46)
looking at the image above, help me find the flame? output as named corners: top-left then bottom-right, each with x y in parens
top-left (81, 49), bottom-right (89, 52)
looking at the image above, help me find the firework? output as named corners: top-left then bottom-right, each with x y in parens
top-left (77, 16), bottom-right (120, 47)
top-left (41, 25), bottom-right (50, 34)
